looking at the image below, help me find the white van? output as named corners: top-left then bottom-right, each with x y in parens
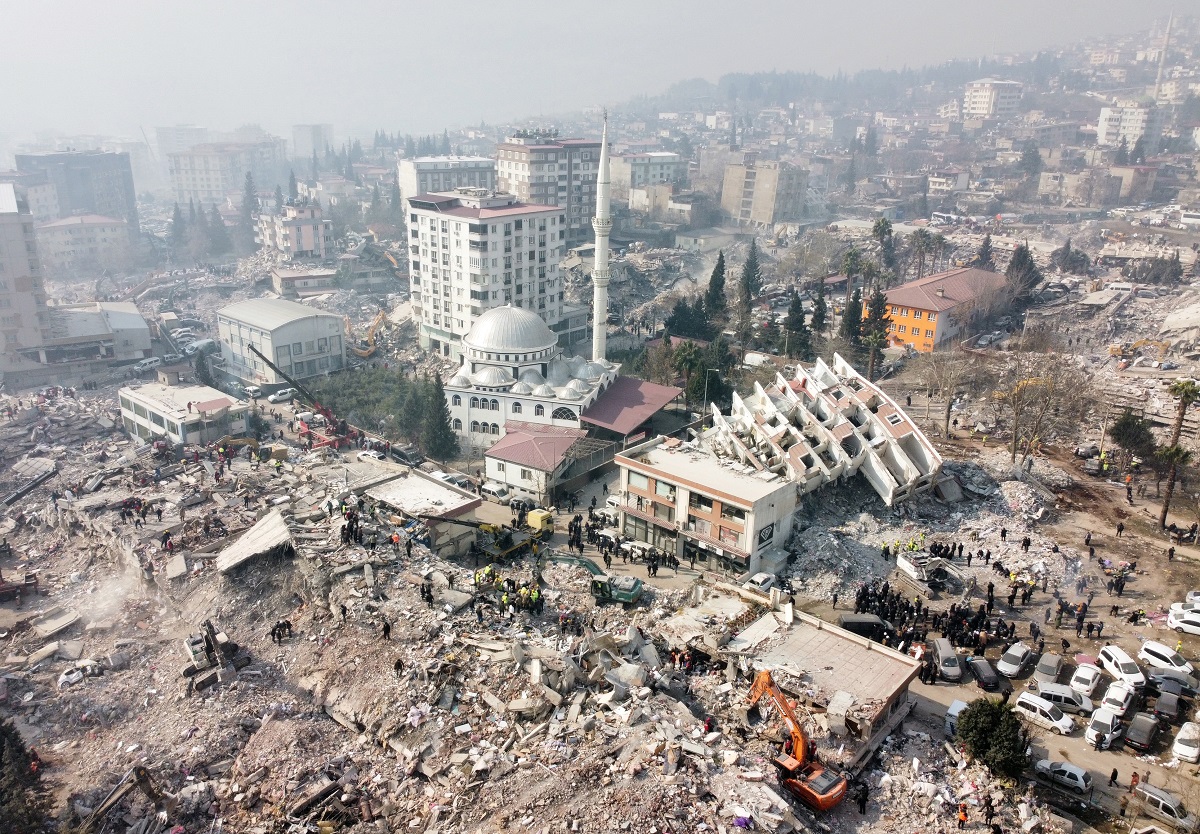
top-left (481, 482), bottom-right (510, 504)
top-left (932, 638), bottom-right (962, 682)
top-left (1014, 691), bottom-right (1075, 735)
top-left (1035, 681), bottom-right (1093, 715)
top-left (134, 357), bottom-right (163, 372)
top-left (1098, 644), bottom-right (1146, 689)
top-left (1133, 784), bottom-right (1199, 832)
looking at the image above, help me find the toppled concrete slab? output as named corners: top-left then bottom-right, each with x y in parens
top-left (32, 608), bottom-right (79, 639)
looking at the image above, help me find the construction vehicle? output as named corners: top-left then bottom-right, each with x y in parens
top-left (0, 565), bottom-right (37, 602)
top-left (523, 508), bottom-right (556, 540)
top-left (73, 765), bottom-right (175, 834)
top-left (214, 435), bottom-right (259, 451)
top-left (181, 619), bottom-right (246, 687)
top-left (247, 345), bottom-right (348, 446)
top-left (346, 310), bottom-right (389, 359)
top-left (746, 669), bottom-right (848, 812)
top-left (417, 514), bottom-right (536, 562)
top-left (543, 550), bottom-right (644, 605)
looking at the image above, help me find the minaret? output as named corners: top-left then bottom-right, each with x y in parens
top-left (591, 115), bottom-right (612, 362)
top-left (1153, 12), bottom-right (1173, 103)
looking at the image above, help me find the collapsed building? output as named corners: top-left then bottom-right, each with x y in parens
top-left (615, 355), bottom-right (943, 576)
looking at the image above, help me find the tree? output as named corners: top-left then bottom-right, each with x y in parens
top-left (311, 150), bottom-right (319, 181)
top-left (673, 340), bottom-right (703, 404)
top-left (705, 251), bottom-right (727, 317)
top-left (841, 246), bottom-right (863, 291)
top-left (811, 278), bottom-right (828, 335)
top-left (1019, 141), bottom-right (1043, 180)
top-left (440, 130), bottom-right (451, 154)
top-left (862, 285), bottom-right (890, 380)
top-left (782, 292), bottom-right (813, 360)
top-left (0, 718), bottom-right (51, 833)
top-left (1159, 379), bottom-right (1200, 527)
top-left (740, 241), bottom-right (761, 299)
top-left (274, 184), bottom-right (285, 212)
top-left (839, 287), bottom-right (863, 347)
top-left (288, 170), bottom-right (299, 201)
top-left (389, 181), bottom-right (404, 224)
top-left (169, 202), bottom-right (187, 253)
top-left (956, 699), bottom-right (1028, 779)
top-left (907, 229), bottom-right (932, 279)
top-left (401, 379), bottom-right (428, 444)
top-left (423, 374), bottom-right (459, 461)
top-left (913, 349), bottom-right (978, 437)
top-left (991, 351), bottom-right (1091, 463)
top-left (1115, 138), bottom-right (1129, 166)
top-left (1050, 237), bottom-right (1090, 274)
top-left (872, 217), bottom-right (897, 276)
top-left (240, 172), bottom-right (258, 250)
top-left (1131, 136), bottom-right (1147, 165)
top-left (644, 335), bottom-right (677, 385)
top-left (188, 198), bottom-right (197, 224)
top-left (207, 205), bottom-right (232, 256)
top-left (843, 154), bottom-right (857, 194)
top-left (975, 234), bottom-right (995, 270)
top-left (864, 126), bottom-right (878, 157)
top-left (1005, 241), bottom-right (1042, 303)
top-left (1108, 409), bottom-right (1156, 473)
top-left (187, 206), bottom-right (210, 263)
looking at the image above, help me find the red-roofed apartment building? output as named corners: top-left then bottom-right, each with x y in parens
top-left (878, 267), bottom-right (1009, 352)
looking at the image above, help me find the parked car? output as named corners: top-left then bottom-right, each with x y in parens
top-left (997, 642), bottom-right (1034, 677)
top-left (742, 572), bottom-right (777, 594)
top-left (1186, 590), bottom-right (1200, 604)
top-left (1013, 692), bottom-right (1075, 735)
top-left (1147, 669), bottom-right (1200, 698)
top-left (1034, 760), bottom-right (1092, 795)
top-left (1132, 784), bottom-right (1198, 832)
top-left (1100, 680), bottom-right (1137, 718)
top-left (1085, 708), bottom-right (1124, 750)
top-left (1098, 645), bottom-right (1146, 689)
top-left (1139, 640), bottom-right (1195, 675)
top-left (242, 385), bottom-right (261, 399)
top-left (1172, 722), bottom-right (1200, 764)
top-left (133, 357), bottom-right (162, 373)
top-left (267, 387), bottom-right (297, 404)
top-left (162, 353), bottom-right (183, 364)
top-left (433, 471), bottom-right (472, 490)
top-left (357, 450), bottom-right (385, 462)
top-left (1125, 711), bottom-right (1160, 752)
top-left (1172, 601), bottom-right (1200, 614)
top-left (1167, 608), bottom-right (1200, 636)
top-left (1034, 653), bottom-right (1065, 685)
top-left (1070, 663), bottom-right (1104, 697)
top-left (966, 656), bottom-right (1001, 691)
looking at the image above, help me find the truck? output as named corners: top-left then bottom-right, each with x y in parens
top-left (391, 444), bottom-right (425, 467)
top-left (417, 514), bottom-right (535, 563)
top-left (543, 550), bottom-right (644, 605)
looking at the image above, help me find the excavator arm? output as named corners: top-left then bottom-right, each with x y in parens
top-left (75, 766), bottom-right (174, 834)
top-left (747, 669), bottom-right (809, 766)
top-left (416, 514), bottom-right (508, 535)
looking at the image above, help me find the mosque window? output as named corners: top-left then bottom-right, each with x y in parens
top-left (512, 402), bottom-right (522, 414)
top-left (552, 407), bottom-right (575, 420)
top-left (534, 404), bottom-right (545, 417)
top-left (452, 395), bottom-right (461, 406)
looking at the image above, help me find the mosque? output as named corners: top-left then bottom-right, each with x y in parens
top-left (443, 118), bottom-right (681, 451)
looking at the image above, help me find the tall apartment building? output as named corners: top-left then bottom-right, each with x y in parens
top-left (495, 131), bottom-right (601, 245)
top-left (406, 188), bottom-right (581, 357)
top-left (719, 153), bottom-right (807, 227)
top-left (609, 151), bottom-right (686, 200)
top-left (167, 140), bottom-right (287, 206)
top-left (14, 151), bottom-right (138, 233)
top-left (1097, 103), bottom-right (1165, 148)
top-left (0, 185), bottom-right (51, 377)
top-left (397, 156), bottom-right (496, 200)
top-left (155, 124), bottom-right (210, 156)
top-left (292, 124), bottom-right (334, 160)
top-left (0, 171), bottom-right (60, 223)
top-left (962, 78), bottom-right (1024, 119)
top-left (36, 215), bottom-right (130, 273)
top-left (256, 202), bottom-right (333, 261)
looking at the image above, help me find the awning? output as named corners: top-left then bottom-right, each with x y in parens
top-left (581, 376), bottom-right (680, 436)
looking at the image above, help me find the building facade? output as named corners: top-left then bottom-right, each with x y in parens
top-left (881, 267), bottom-right (1010, 352)
top-left (609, 151), bottom-right (686, 200)
top-left (257, 202), bottom-right (333, 260)
top-left (719, 153), bottom-right (807, 227)
top-left (0, 185), bottom-right (51, 378)
top-left (495, 131), bottom-right (601, 245)
top-left (0, 171), bottom-right (61, 223)
top-left (36, 215), bottom-right (130, 273)
top-left (14, 151), bottom-right (138, 233)
top-left (397, 156), bottom-right (496, 200)
top-left (155, 125), bottom-right (210, 156)
top-left (1096, 104), bottom-right (1165, 148)
top-left (407, 188), bottom-right (585, 356)
top-left (167, 141), bottom-right (286, 206)
top-left (119, 383), bottom-right (247, 445)
top-left (292, 124), bottom-right (334, 160)
top-left (217, 298), bottom-right (345, 386)
top-left (962, 79), bottom-right (1023, 119)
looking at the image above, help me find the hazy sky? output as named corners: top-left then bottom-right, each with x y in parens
top-left (0, 0), bottom-right (1179, 141)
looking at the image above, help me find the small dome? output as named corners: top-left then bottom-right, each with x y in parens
top-left (546, 358), bottom-right (572, 386)
top-left (510, 381), bottom-right (533, 394)
top-left (580, 361), bottom-right (607, 379)
top-left (567, 355), bottom-right (587, 373)
top-left (448, 374), bottom-right (471, 388)
top-left (532, 384), bottom-right (556, 397)
top-left (567, 378), bottom-right (591, 393)
top-left (462, 305), bottom-right (557, 355)
top-left (472, 366), bottom-right (514, 387)
top-left (557, 387), bottom-right (583, 401)
top-left (519, 368), bottom-right (546, 385)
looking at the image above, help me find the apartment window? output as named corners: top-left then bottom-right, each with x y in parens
top-left (293, 342), bottom-right (303, 355)
top-left (925, 329), bottom-right (934, 338)
top-left (655, 480), bottom-right (675, 499)
top-left (900, 308), bottom-right (908, 317)
top-left (452, 395), bottom-right (461, 406)
top-left (512, 402), bottom-right (522, 414)
top-left (898, 325), bottom-right (907, 334)
top-left (520, 468), bottom-right (532, 480)
top-left (689, 492), bottom-right (713, 512)
top-left (912, 311), bottom-right (922, 320)
top-left (927, 312), bottom-right (937, 322)
top-left (628, 471), bottom-right (649, 490)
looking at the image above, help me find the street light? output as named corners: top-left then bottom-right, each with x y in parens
top-left (702, 368), bottom-right (721, 412)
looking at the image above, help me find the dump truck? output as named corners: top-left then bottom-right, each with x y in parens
top-left (543, 550), bottom-right (645, 605)
top-left (523, 508), bottom-right (556, 540)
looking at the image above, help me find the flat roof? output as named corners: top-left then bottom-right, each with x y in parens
top-left (620, 438), bottom-right (787, 507)
top-left (218, 297), bottom-right (339, 330)
top-left (38, 214), bottom-right (126, 229)
top-left (122, 383), bottom-right (242, 421)
top-left (580, 376), bottom-right (680, 436)
top-left (365, 474), bottom-right (479, 519)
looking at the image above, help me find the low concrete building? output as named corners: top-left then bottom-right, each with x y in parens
top-left (217, 298), bottom-right (345, 387)
top-left (271, 267), bottom-right (338, 298)
top-left (364, 471), bottom-right (482, 559)
top-left (257, 201), bottom-right (333, 260)
top-left (483, 421), bottom-right (588, 505)
top-left (615, 355), bottom-right (941, 577)
top-left (118, 383), bottom-right (248, 445)
top-left (34, 302), bottom-right (151, 367)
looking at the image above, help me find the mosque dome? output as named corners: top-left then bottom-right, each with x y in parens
top-left (518, 368), bottom-right (546, 385)
top-left (510, 381), bottom-right (533, 394)
top-left (580, 361), bottom-right (608, 379)
top-left (546, 358), bottom-right (572, 386)
top-left (532, 384), bottom-right (556, 397)
top-left (557, 387), bottom-right (583, 401)
top-left (462, 305), bottom-right (557, 355)
top-left (471, 366), bottom-right (515, 387)
top-left (448, 373), bottom-right (471, 388)
top-left (567, 378), bottom-right (591, 394)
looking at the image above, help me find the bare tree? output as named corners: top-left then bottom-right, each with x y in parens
top-left (912, 349), bottom-right (983, 437)
top-left (990, 352), bottom-right (1093, 463)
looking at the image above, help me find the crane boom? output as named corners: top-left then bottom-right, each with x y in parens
top-left (246, 345), bottom-right (327, 414)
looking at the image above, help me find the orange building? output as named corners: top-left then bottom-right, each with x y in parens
top-left (877, 267), bottom-right (1009, 352)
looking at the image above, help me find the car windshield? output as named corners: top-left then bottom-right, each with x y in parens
top-left (1047, 705), bottom-right (1065, 721)
top-left (1119, 661), bottom-right (1139, 674)
top-left (1038, 659), bottom-right (1057, 672)
top-left (1180, 737), bottom-right (1199, 750)
top-left (1089, 716), bottom-right (1112, 731)
top-left (1002, 649), bottom-right (1023, 664)
top-left (944, 657), bottom-right (959, 668)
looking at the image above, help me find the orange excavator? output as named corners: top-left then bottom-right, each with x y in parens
top-left (746, 669), bottom-right (848, 813)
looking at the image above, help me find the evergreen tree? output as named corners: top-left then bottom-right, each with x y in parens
top-left (783, 292), bottom-right (813, 360)
top-left (188, 198), bottom-right (197, 224)
top-left (1050, 237), bottom-right (1090, 274)
top-left (1005, 241), bottom-right (1042, 302)
top-left (404, 135), bottom-right (416, 157)
top-left (811, 278), bottom-right (828, 335)
top-left (843, 154), bottom-right (857, 194)
top-left (241, 172), bottom-right (258, 243)
top-left (311, 150), bottom-right (319, 181)
top-left (423, 374), bottom-right (459, 460)
top-left (288, 170), bottom-right (299, 200)
top-left (864, 126), bottom-right (878, 156)
top-left (188, 206), bottom-right (210, 262)
top-left (705, 251), bottom-right (727, 317)
top-left (369, 183), bottom-right (383, 221)
top-left (1115, 138), bottom-right (1129, 166)
top-left (274, 184), bottom-right (285, 212)
top-left (862, 284), bottom-right (890, 380)
top-left (169, 202), bottom-right (187, 252)
top-left (1019, 141), bottom-right (1043, 179)
top-left (207, 205), bottom-right (232, 255)
top-left (389, 182), bottom-right (403, 223)
top-left (975, 233), bottom-right (995, 270)
top-left (740, 241), bottom-right (761, 298)
top-left (839, 287), bottom-right (863, 346)
top-left (441, 130), bottom-right (451, 154)
top-left (956, 700), bottom-right (1028, 779)
top-left (401, 380), bottom-right (427, 443)
top-left (1131, 136), bottom-right (1147, 165)
top-left (0, 718), bottom-right (51, 833)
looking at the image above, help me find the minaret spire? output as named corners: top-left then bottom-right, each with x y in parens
top-left (590, 112), bottom-right (612, 362)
